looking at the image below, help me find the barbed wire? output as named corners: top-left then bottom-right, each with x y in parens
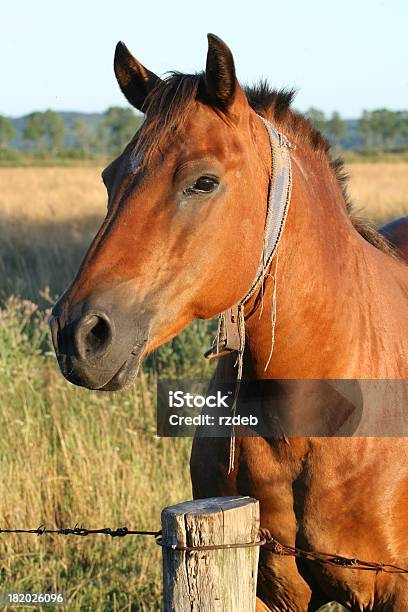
top-left (258, 528), bottom-right (408, 575)
top-left (1, 525), bottom-right (407, 574)
top-left (0, 525), bottom-right (160, 538)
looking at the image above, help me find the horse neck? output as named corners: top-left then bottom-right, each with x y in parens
top-left (243, 142), bottom-right (407, 379)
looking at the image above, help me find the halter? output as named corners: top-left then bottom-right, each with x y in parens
top-left (205, 115), bottom-right (294, 366)
top-left (204, 115), bottom-right (294, 473)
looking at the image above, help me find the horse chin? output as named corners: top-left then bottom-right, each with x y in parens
top-left (98, 351), bottom-right (143, 391)
top-left (57, 344), bottom-right (145, 392)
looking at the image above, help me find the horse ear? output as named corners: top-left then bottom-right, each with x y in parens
top-left (204, 34), bottom-right (240, 111)
top-left (114, 42), bottom-right (160, 112)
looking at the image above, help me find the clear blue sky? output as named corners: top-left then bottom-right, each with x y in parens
top-left (1, 0), bottom-right (407, 118)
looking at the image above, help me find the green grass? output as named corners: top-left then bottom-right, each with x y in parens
top-left (0, 149), bottom-right (109, 168)
top-left (0, 297), bottom-right (193, 610)
top-left (341, 149), bottom-right (408, 163)
top-left (0, 158), bottom-right (106, 168)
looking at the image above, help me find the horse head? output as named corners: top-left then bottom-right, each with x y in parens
top-left (50, 35), bottom-right (270, 390)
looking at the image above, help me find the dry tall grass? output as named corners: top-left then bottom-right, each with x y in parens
top-left (0, 298), bottom-right (191, 610)
top-left (0, 162), bottom-right (406, 610)
top-left (0, 167), bottom-right (105, 220)
top-left (0, 168), bottom-right (105, 301)
top-left (347, 162), bottom-right (408, 225)
top-left (2, 162), bottom-right (407, 225)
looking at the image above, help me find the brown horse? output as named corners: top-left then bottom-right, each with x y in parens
top-left (380, 216), bottom-right (408, 262)
top-left (50, 36), bottom-right (408, 610)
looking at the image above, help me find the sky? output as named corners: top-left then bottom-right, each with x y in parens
top-left (1, 0), bottom-right (407, 119)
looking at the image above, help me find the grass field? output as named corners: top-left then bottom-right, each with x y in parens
top-left (0, 307), bottom-right (189, 610)
top-left (347, 162), bottom-right (408, 225)
top-left (0, 162), bottom-right (407, 610)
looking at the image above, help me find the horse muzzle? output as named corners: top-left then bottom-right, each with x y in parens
top-left (50, 297), bottom-right (150, 391)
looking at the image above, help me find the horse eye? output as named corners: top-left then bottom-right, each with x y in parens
top-left (185, 176), bottom-right (219, 195)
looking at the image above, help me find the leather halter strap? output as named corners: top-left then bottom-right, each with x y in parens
top-left (205, 115), bottom-right (294, 360)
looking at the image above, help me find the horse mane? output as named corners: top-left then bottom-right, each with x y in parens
top-left (134, 73), bottom-right (397, 259)
top-left (245, 81), bottom-right (399, 260)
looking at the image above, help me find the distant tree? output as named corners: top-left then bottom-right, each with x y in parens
top-left (358, 110), bottom-right (373, 147)
top-left (370, 109), bottom-right (399, 148)
top-left (0, 115), bottom-right (16, 148)
top-left (44, 110), bottom-right (65, 153)
top-left (327, 111), bottom-right (346, 147)
top-left (73, 119), bottom-right (94, 156)
top-left (94, 122), bottom-right (110, 156)
top-left (397, 111), bottom-right (408, 144)
top-left (102, 107), bottom-right (143, 155)
top-left (305, 107), bottom-right (326, 134)
top-left (23, 110), bottom-right (65, 153)
top-left (23, 112), bottom-right (44, 149)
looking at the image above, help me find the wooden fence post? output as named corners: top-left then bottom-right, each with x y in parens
top-left (161, 496), bottom-right (260, 611)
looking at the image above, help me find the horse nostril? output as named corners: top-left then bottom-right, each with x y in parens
top-left (76, 313), bottom-right (113, 360)
top-left (87, 316), bottom-right (111, 352)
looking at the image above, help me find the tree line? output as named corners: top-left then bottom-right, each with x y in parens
top-left (306, 107), bottom-right (408, 149)
top-left (1, 106), bottom-right (408, 158)
top-left (0, 108), bottom-right (143, 158)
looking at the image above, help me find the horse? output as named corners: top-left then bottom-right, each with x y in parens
top-left (379, 216), bottom-right (408, 262)
top-left (50, 35), bottom-right (408, 610)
